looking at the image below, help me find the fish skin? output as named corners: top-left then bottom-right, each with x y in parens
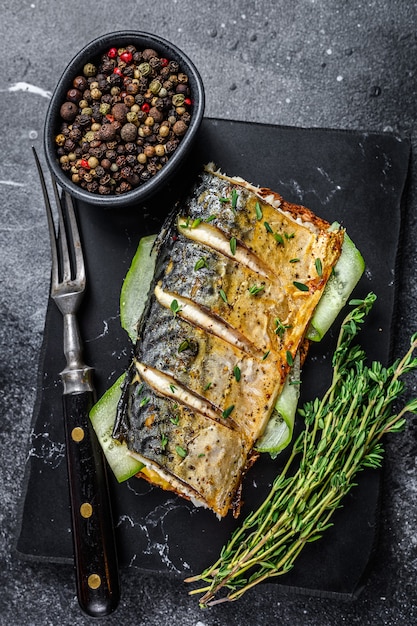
top-left (114, 166), bottom-right (344, 517)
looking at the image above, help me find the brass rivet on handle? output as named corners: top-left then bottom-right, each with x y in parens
top-left (80, 502), bottom-right (93, 518)
top-left (71, 426), bottom-right (85, 442)
top-left (87, 573), bottom-right (102, 590)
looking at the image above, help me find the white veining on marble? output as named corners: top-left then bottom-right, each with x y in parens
top-left (0, 180), bottom-right (25, 187)
top-left (6, 82), bottom-right (52, 98)
top-left (27, 428), bottom-right (65, 469)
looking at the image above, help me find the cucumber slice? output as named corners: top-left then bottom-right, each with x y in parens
top-left (90, 373), bottom-right (144, 482)
top-left (120, 234), bottom-right (158, 343)
top-left (307, 225), bottom-right (365, 342)
top-left (255, 353), bottom-right (301, 458)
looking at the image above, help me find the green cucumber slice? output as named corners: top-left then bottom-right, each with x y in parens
top-left (90, 373), bottom-right (144, 482)
top-left (120, 234), bottom-right (158, 343)
top-left (255, 352), bottom-right (301, 458)
top-left (307, 225), bottom-right (365, 342)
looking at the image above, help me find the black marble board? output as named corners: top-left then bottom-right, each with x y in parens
top-left (15, 118), bottom-right (410, 599)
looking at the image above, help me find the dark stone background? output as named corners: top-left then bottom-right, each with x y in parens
top-left (1, 2), bottom-right (417, 624)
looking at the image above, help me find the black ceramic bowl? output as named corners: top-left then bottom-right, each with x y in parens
top-left (44, 31), bottom-right (205, 208)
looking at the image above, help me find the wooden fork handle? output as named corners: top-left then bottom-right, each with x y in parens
top-left (63, 390), bottom-right (120, 617)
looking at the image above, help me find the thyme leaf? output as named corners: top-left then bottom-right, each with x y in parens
top-left (176, 445), bottom-right (187, 458)
top-left (293, 281), bottom-right (309, 292)
top-left (255, 201), bottom-right (263, 220)
top-left (219, 289), bottom-right (228, 303)
top-left (194, 257), bottom-right (208, 271)
top-left (248, 284), bottom-right (265, 296)
top-left (222, 405), bottom-right (235, 419)
top-left (170, 299), bottom-right (182, 316)
top-left (186, 293), bottom-right (417, 606)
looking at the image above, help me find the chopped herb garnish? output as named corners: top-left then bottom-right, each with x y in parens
top-left (160, 433), bottom-right (168, 450)
top-left (262, 350), bottom-right (270, 360)
top-left (285, 232), bottom-right (295, 240)
top-left (191, 218), bottom-right (202, 229)
top-left (198, 453), bottom-right (206, 458)
top-left (231, 188), bottom-right (238, 209)
top-left (180, 217), bottom-right (190, 228)
top-left (139, 396), bottom-right (150, 408)
top-left (264, 221), bottom-right (273, 233)
top-left (315, 258), bottom-right (323, 277)
top-left (176, 445), bottom-right (187, 458)
top-left (293, 281), bottom-right (309, 292)
top-left (274, 317), bottom-right (292, 337)
top-left (170, 414), bottom-right (180, 425)
top-left (219, 289), bottom-right (228, 303)
top-left (194, 257), bottom-right (208, 271)
top-left (233, 365), bottom-right (241, 382)
top-left (255, 201), bottom-right (263, 220)
top-left (170, 299), bottom-right (182, 316)
top-left (222, 405), bottom-right (235, 419)
top-left (274, 233), bottom-right (284, 245)
top-left (169, 383), bottom-right (177, 393)
top-left (290, 258), bottom-right (300, 263)
top-left (204, 381), bottom-right (212, 391)
top-left (219, 197), bottom-right (229, 203)
top-left (205, 214), bottom-right (217, 222)
top-left (178, 339), bottom-right (190, 353)
top-left (230, 237), bottom-right (237, 255)
top-left (286, 350), bottom-right (294, 366)
top-left (248, 284), bottom-right (265, 296)
top-left (289, 379), bottom-right (301, 386)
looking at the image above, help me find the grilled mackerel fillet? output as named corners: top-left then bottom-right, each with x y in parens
top-left (113, 165), bottom-right (344, 517)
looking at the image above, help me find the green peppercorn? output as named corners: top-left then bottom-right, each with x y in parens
top-left (172, 94), bottom-right (185, 107)
top-left (138, 62), bottom-right (151, 76)
top-left (84, 130), bottom-right (95, 142)
top-left (99, 102), bottom-right (111, 115)
top-left (83, 62), bottom-right (97, 77)
top-left (149, 79), bottom-right (162, 95)
top-left (126, 111), bottom-right (139, 124)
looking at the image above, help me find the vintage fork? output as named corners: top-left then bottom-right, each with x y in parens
top-left (33, 148), bottom-right (120, 617)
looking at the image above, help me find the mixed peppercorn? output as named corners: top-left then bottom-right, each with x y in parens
top-left (54, 44), bottom-right (193, 196)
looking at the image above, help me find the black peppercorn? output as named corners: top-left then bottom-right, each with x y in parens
top-left (60, 101), bottom-right (78, 121)
top-left (73, 75), bottom-right (88, 91)
top-left (67, 88), bottom-right (82, 102)
top-left (98, 123), bottom-right (117, 142)
top-left (112, 102), bottom-right (129, 123)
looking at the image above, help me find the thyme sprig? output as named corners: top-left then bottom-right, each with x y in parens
top-left (186, 293), bottom-right (417, 606)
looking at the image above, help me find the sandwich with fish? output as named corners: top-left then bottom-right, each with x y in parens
top-left (90, 164), bottom-right (364, 518)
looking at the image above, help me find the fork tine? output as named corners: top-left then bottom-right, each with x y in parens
top-left (32, 147), bottom-right (59, 291)
top-left (51, 176), bottom-right (72, 284)
top-left (63, 190), bottom-right (86, 287)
